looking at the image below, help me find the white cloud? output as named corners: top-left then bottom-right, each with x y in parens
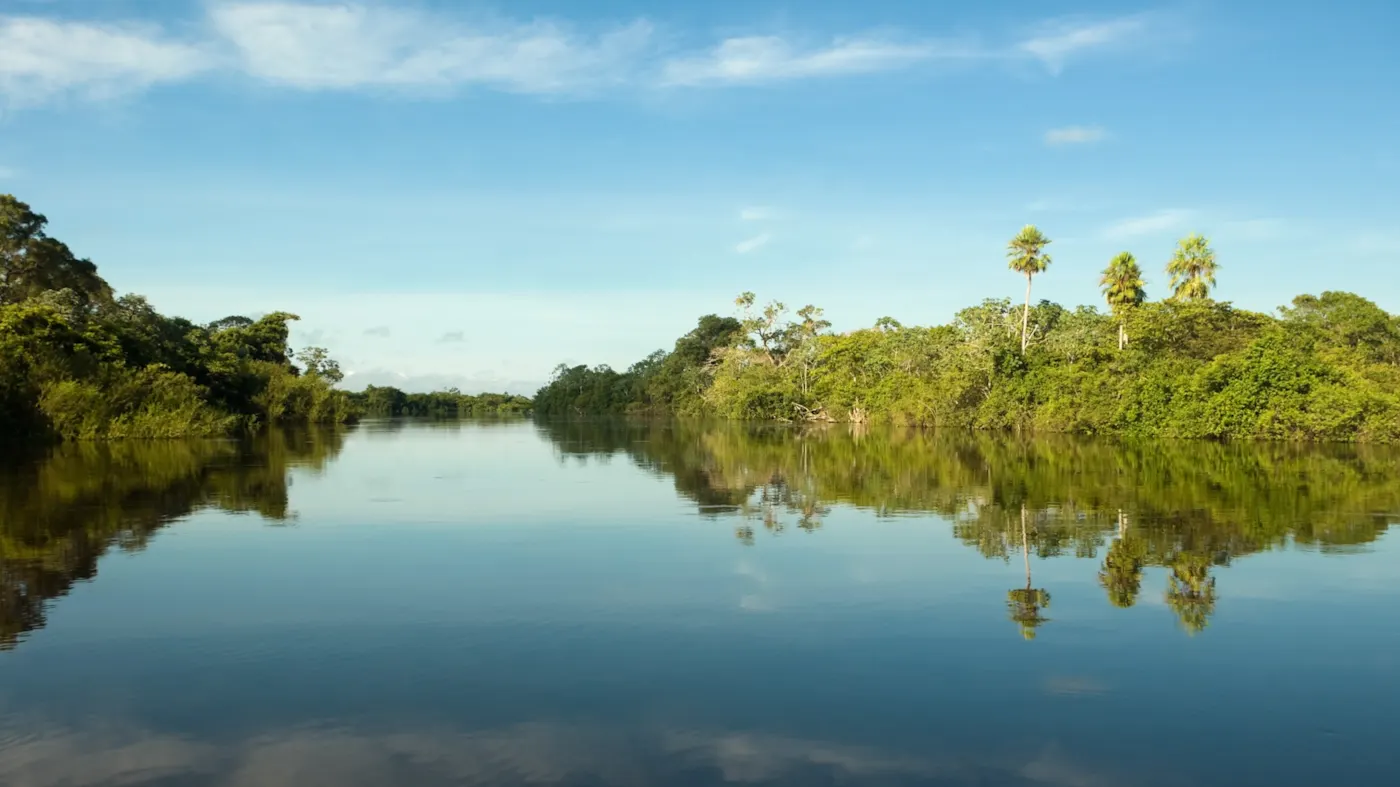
top-left (1101, 209), bottom-right (1194, 240)
top-left (209, 2), bottom-right (654, 93)
top-left (661, 35), bottom-right (970, 86)
top-left (1044, 125), bottom-right (1108, 145)
top-left (1018, 14), bottom-right (1156, 73)
top-left (0, 6), bottom-right (1183, 106)
top-left (739, 206), bottom-right (773, 221)
top-left (0, 16), bottom-right (210, 104)
top-left (734, 233), bottom-right (772, 254)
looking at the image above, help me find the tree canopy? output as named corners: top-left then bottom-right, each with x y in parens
top-left (0, 193), bottom-right (355, 441)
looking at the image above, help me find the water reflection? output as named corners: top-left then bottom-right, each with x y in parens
top-left (0, 419), bottom-right (1396, 787)
top-left (0, 427), bottom-right (347, 650)
top-left (537, 420), bottom-right (1400, 635)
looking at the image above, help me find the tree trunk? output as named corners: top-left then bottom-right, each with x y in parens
top-left (1118, 321), bottom-right (1126, 351)
top-left (1021, 273), bottom-right (1032, 353)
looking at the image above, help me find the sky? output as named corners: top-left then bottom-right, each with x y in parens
top-left (1, 0), bottom-right (1397, 394)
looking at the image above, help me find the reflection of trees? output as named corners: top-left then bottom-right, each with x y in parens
top-left (1098, 515), bottom-right (1147, 609)
top-left (537, 419), bottom-right (1400, 635)
top-left (1008, 505), bottom-right (1051, 640)
top-left (0, 427), bottom-right (347, 650)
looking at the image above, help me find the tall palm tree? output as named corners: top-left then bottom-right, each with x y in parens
top-left (1006, 225), bottom-right (1052, 352)
top-left (1166, 234), bottom-right (1218, 301)
top-left (1100, 252), bottom-right (1147, 349)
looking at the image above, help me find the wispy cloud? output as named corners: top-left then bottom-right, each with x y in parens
top-left (661, 35), bottom-right (971, 87)
top-left (0, 16), bottom-right (210, 105)
top-left (734, 233), bottom-right (772, 254)
top-left (1101, 208), bottom-right (1194, 240)
top-left (1044, 125), bottom-right (1108, 146)
top-left (363, 325), bottom-right (391, 338)
top-left (739, 206), bottom-right (773, 221)
top-left (0, 165), bottom-right (14, 179)
top-left (210, 2), bottom-right (653, 93)
top-left (1018, 14), bottom-right (1160, 73)
top-left (436, 330), bottom-right (465, 344)
top-left (0, 5), bottom-right (1178, 106)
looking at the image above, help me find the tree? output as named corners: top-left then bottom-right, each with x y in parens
top-left (294, 346), bottom-right (344, 384)
top-left (1167, 234), bottom-right (1218, 301)
top-left (1, 195), bottom-right (111, 308)
top-left (1100, 252), bottom-right (1147, 349)
top-left (1006, 225), bottom-right (1052, 352)
top-left (735, 292), bottom-right (789, 365)
top-left (672, 314), bottom-right (744, 367)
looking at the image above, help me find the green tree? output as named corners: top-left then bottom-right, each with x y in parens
top-left (295, 346), bottom-right (344, 384)
top-left (1, 195), bottom-right (112, 309)
top-left (1167, 234), bottom-right (1218, 301)
top-left (1100, 252), bottom-right (1147, 349)
top-left (1006, 225), bottom-right (1053, 353)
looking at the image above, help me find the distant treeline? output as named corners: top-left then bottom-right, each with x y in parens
top-left (2, 194), bottom-right (355, 441)
top-left (350, 386), bottom-right (531, 418)
top-left (535, 228), bottom-right (1400, 442)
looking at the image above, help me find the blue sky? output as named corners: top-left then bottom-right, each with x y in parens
top-left (1, 0), bottom-right (1397, 393)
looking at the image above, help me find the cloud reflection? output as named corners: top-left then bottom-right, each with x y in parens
top-left (0, 718), bottom-right (1162, 787)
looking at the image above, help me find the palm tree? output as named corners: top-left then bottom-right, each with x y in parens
top-left (1006, 225), bottom-right (1052, 352)
top-left (1100, 252), bottom-right (1146, 349)
top-left (1166, 234), bottom-right (1218, 301)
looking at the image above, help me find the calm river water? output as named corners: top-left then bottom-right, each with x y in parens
top-left (2, 419), bottom-right (1397, 786)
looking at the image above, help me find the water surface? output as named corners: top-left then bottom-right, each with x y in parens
top-left (2, 420), bottom-right (1398, 786)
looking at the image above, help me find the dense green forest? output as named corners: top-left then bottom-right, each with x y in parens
top-left (1, 194), bottom-right (357, 441)
top-left (349, 386), bottom-right (531, 418)
top-left (535, 228), bottom-right (1400, 441)
top-left (539, 420), bottom-right (1400, 636)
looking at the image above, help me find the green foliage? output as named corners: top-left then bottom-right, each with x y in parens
top-left (1167, 233), bottom-right (1218, 301)
top-left (533, 313), bottom-right (743, 418)
top-left (349, 385), bottom-right (532, 418)
top-left (542, 288), bottom-right (1400, 442)
top-left (0, 193), bottom-right (354, 442)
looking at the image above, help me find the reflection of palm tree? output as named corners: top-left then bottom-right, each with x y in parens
top-left (1007, 504), bottom-right (1051, 640)
top-left (1098, 511), bottom-right (1146, 608)
top-left (1165, 552), bottom-right (1217, 635)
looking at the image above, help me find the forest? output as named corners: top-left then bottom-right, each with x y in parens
top-left (349, 386), bottom-right (532, 418)
top-left (535, 227), bottom-right (1400, 442)
top-left (1, 194), bottom-right (358, 441)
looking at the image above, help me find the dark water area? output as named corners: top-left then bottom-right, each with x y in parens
top-left (2, 420), bottom-right (1398, 786)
